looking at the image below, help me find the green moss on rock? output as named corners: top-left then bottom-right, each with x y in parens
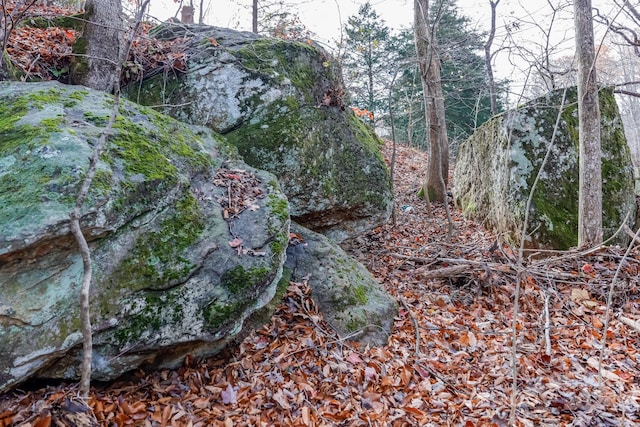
top-left (225, 104), bottom-right (392, 223)
top-left (221, 265), bottom-right (271, 294)
top-left (110, 192), bottom-right (205, 290)
top-left (234, 39), bottom-right (318, 94)
top-left (453, 86), bottom-right (635, 249)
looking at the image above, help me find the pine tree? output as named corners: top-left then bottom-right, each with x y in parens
top-left (342, 1), bottom-right (390, 123)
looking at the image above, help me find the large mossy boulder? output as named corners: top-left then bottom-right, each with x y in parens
top-left (125, 25), bottom-right (393, 242)
top-left (0, 81), bottom-right (290, 392)
top-left (453, 86), bottom-right (636, 249)
top-left (284, 223), bottom-right (398, 347)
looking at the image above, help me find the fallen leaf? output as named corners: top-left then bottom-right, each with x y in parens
top-left (582, 263), bottom-right (594, 274)
top-left (346, 352), bottom-right (363, 364)
top-left (229, 238), bottom-right (243, 248)
top-left (592, 316), bottom-right (604, 329)
top-left (272, 390), bottom-right (291, 409)
top-left (570, 288), bottom-right (590, 303)
top-left (365, 366), bottom-right (377, 381)
top-left (301, 406), bottom-right (311, 425)
top-left (221, 384), bottom-right (238, 405)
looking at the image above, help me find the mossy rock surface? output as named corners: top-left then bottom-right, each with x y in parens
top-left (453, 86), bottom-right (636, 250)
top-left (284, 223), bottom-right (397, 346)
top-left (124, 24), bottom-right (392, 242)
top-left (0, 81), bottom-right (289, 392)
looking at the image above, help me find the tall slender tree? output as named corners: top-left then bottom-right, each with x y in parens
top-left (252, 0), bottom-right (258, 33)
top-left (574, 0), bottom-right (602, 247)
top-left (415, 0), bottom-right (449, 201)
top-left (485, 0), bottom-right (500, 115)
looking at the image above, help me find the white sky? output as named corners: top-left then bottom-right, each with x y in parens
top-left (145, 0), bottom-right (626, 101)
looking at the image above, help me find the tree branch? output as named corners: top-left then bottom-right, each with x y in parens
top-left (70, 0), bottom-right (152, 398)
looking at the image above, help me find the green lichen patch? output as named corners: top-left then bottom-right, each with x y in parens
top-left (111, 116), bottom-right (180, 181)
top-left (20, 13), bottom-right (85, 31)
top-left (234, 39), bottom-right (319, 93)
top-left (110, 192), bottom-right (205, 291)
top-left (220, 265), bottom-right (272, 295)
top-left (225, 103), bottom-right (392, 217)
top-left (202, 265), bottom-right (275, 330)
top-left (0, 88), bottom-right (106, 234)
top-left (202, 300), bottom-right (239, 330)
top-left (112, 291), bottom-right (186, 346)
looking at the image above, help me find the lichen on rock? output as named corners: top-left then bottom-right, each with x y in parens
top-left (453, 86), bottom-right (636, 250)
top-left (124, 24), bottom-right (393, 242)
top-left (0, 81), bottom-right (289, 392)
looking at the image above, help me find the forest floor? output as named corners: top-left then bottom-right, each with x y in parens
top-left (2, 142), bottom-right (640, 427)
top-left (3, 3), bottom-right (640, 425)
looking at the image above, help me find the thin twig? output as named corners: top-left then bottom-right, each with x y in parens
top-left (399, 296), bottom-right (421, 356)
top-left (70, 0), bottom-right (152, 398)
top-left (623, 224), bottom-right (640, 244)
top-left (598, 225), bottom-right (640, 385)
top-left (543, 290), bottom-right (551, 356)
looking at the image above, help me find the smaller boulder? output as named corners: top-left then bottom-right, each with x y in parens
top-left (284, 223), bottom-right (397, 347)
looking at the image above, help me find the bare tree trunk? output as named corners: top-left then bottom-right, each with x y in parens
top-left (484, 0), bottom-right (500, 115)
top-left (389, 68), bottom-right (400, 225)
top-left (575, 0), bottom-right (602, 247)
top-left (181, 5), bottom-right (194, 23)
top-left (368, 38), bottom-right (375, 124)
top-left (252, 0), bottom-right (258, 33)
top-left (71, 0), bottom-right (125, 92)
top-left (414, 0), bottom-right (449, 202)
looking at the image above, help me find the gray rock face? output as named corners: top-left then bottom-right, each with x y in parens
top-left (0, 81), bottom-right (289, 392)
top-left (284, 223), bottom-right (397, 347)
top-left (453, 87), bottom-right (636, 249)
top-left (126, 24), bottom-right (393, 242)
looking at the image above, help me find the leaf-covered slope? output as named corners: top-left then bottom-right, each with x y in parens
top-left (2, 142), bottom-right (639, 425)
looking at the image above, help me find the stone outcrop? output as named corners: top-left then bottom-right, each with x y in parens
top-left (453, 86), bottom-right (636, 249)
top-left (0, 81), bottom-right (290, 392)
top-left (284, 223), bottom-right (397, 347)
top-left (125, 24), bottom-right (393, 242)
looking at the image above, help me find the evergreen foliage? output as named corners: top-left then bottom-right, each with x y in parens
top-left (341, 0), bottom-right (508, 151)
top-left (341, 1), bottom-right (391, 123)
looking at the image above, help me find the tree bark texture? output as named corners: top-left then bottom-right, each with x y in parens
top-left (252, 0), bottom-right (258, 33)
top-left (71, 0), bottom-right (125, 92)
top-left (414, 0), bottom-right (449, 202)
top-left (484, 0), bottom-right (499, 115)
top-left (574, 0), bottom-right (603, 247)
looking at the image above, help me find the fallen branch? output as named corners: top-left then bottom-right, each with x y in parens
top-left (543, 290), bottom-right (551, 356)
top-left (413, 264), bottom-right (471, 279)
top-left (619, 316), bottom-right (640, 332)
top-left (388, 252), bottom-right (438, 265)
top-left (623, 224), bottom-right (640, 245)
